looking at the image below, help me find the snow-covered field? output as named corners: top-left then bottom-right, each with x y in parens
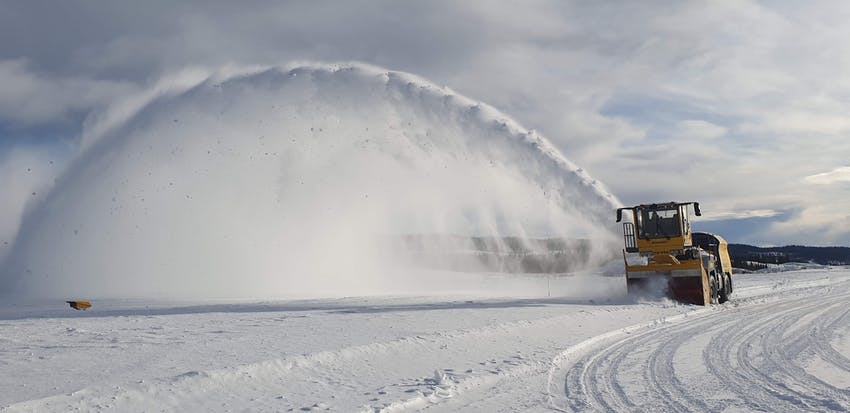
top-left (3, 268), bottom-right (850, 412)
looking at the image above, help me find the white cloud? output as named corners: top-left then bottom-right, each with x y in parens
top-left (699, 209), bottom-right (782, 221)
top-left (0, 58), bottom-right (135, 124)
top-left (768, 202), bottom-right (850, 246)
top-left (674, 120), bottom-right (727, 140)
top-left (805, 167), bottom-right (850, 185)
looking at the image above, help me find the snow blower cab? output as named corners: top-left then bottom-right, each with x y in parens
top-left (616, 202), bottom-right (732, 305)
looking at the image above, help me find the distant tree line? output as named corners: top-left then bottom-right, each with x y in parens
top-left (730, 258), bottom-right (769, 271)
top-left (728, 244), bottom-right (850, 269)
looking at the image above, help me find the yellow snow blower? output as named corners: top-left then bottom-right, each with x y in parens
top-left (66, 301), bottom-right (92, 311)
top-left (616, 202), bottom-right (733, 305)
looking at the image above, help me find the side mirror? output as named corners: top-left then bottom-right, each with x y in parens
top-left (693, 202), bottom-right (701, 216)
top-left (616, 208), bottom-right (623, 222)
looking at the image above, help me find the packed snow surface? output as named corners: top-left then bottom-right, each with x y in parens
top-left (2, 268), bottom-right (850, 412)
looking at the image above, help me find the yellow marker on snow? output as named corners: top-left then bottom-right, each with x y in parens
top-left (66, 301), bottom-right (92, 311)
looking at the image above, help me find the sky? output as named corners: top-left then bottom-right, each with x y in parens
top-left (1, 0), bottom-right (850, 247)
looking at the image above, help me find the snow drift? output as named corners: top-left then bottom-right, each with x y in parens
top-left (1, 63), bottom-right (620, 299)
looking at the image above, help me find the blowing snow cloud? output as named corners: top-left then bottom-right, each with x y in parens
top-left (1, 63), bottom-right (620, 299)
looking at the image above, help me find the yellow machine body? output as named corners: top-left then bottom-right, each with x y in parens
top-left (617, 202), bottom-right (733, 305)
top-left (66, 301), bottom-right (92, 311)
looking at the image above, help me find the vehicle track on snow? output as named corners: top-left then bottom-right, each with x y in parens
top-left (810, 305), bottom-right (850, 375)
top-left (551, 280), bottom-right (850, 412)
top-left (701, 293), bottom-right (849, 411)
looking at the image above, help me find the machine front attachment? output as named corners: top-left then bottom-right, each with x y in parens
top-left (626, 268), bottom-right (711, 305)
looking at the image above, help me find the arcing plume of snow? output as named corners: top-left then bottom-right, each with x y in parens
top-left (0, 63), bottom-right (621, 299)
top-left (0, 146), bottom-right (67, 263)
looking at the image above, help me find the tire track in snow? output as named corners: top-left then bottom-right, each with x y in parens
top-left (702, 292), bottom-right (848, 411)
top-left (702, 296), bottom-right (815, 411)
top-left (810, 305), bottom-right (850, 375)
top-left (550, 308), bottom-right (714, 411)
top-left (549, 278), bottom-right (850, 412)
top-left (757, 296), bottom-right (850, 407)
top-left (644, 315), bottom-right (717, 413)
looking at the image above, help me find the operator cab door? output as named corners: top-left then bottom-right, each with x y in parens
top-left (679, 204), bottom-right (694, 248)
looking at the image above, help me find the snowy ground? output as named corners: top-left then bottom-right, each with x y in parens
top-left (2, 268), bottom-right (850, 412)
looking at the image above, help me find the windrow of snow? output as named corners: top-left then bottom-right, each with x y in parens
top-left (1, 62), bottom-right (621, 299)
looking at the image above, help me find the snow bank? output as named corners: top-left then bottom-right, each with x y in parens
top-left (1, 63), bottom-right (620, 299)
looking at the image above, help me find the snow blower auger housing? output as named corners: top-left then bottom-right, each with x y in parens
top-left (616, 202), bottom-right (733, 305)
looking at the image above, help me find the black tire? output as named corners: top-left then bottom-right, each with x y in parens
top-left (709, 274), bottom-right (719, 304)
top-left (718, 276), bottom-right (729, 304)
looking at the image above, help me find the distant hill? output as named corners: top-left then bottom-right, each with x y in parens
top-left (728, 244), bottom-right (850, 271)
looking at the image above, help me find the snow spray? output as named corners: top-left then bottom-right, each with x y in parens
top-left (1, 63), bottom-right (621, 299)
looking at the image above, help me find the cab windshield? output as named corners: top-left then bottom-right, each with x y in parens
top-left (637, 207), bottom-right (681, 239)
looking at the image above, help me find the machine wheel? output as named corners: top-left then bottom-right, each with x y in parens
top-left (709, 274), bottom-right (719, 304)
top-left (727, 273), bottom-right (733, 293)
top-left (718, 275), bottom-right (730, 304)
